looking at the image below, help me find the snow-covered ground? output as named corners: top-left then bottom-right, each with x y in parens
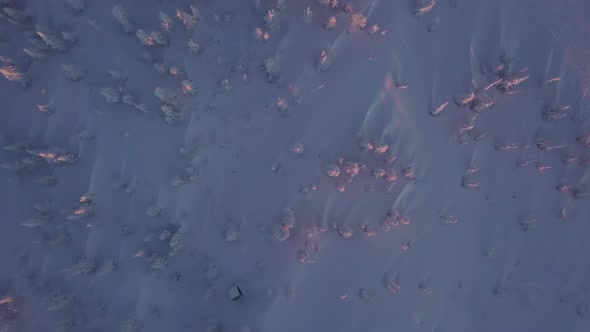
top-left (1, 0), bottom-right (590, 331)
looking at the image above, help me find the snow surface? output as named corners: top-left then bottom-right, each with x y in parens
top-left (1, 0), bottom-right (590, 331)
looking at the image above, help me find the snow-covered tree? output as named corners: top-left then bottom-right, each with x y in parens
top-left (3, 7), bottom-right (29, 24)
top-left (219, 78), bottom-right (232, 93)
top-left (368, 24), bottom-right (380, 35)
top-left (324, 16), bottom-right (337, 30)
top-left (64, 0), bottom-right (86, 13)
top-left (0, 65), bottom-right (30, 87)
top-left (154, 87), bottom-right (179, 107)
top-left (148, 252), bottom-right (168, 270)
top-left (62, 31), bottom-right (77, 44)
top-left (181, 80), bottom-right (196, 94)
top-left (145, 204), bottom-right (162, 217)
top-left (225, 222), bottom-right (242, 243)
top-left (176, 5), bottom-right (199, 30)
top-left (276, 97), bottom-right (288, 112)
top-left (414, 0), bottom-right (436, 17)
top-left (108, 69), bottom-right (127, 82)
top-left (46, 292), bottom-right (74, 312)
top-left (122, 93), bottom-right (134, 105)
top-left (161, 104), bottom-right (180, 124)
top-left (120, 316), bottom-right (143, 332)
top-left (27, 35), bottom-right (50, 51)
top-left (101, 87), bottom-right (121, 104)
top-left (264, 9), bottom-right (279, 31)
top-left (187, 38), bottom-right (200, 54)
top-left (20, 215), bottom-right (51, 228)
top-left (318, 0), bottom-right (330, 6)
top-left (253, 28), bottom-right (269, 42)
top-left (112, 4), bottom-right (136, 34)
top-left (264, 58), bottom-right (279, 82)
top-left (290, 141), bottom-right (305, 155)
top-left (151, 31), bottom-right (168, 46)
top-left (169, 229), bottom-right (185, 253)
top-left (75, 129), bottom-right (95, 142)
top-left (139, 49), bottom-right (155, 64)
top-left (66, 194), bottom-right (95, 219)
top-left (169, 67), bottom-right (183, 79)
top-left (133, 103), bottom-right (148, 113)
top-left (159, 12), bottom-right (173, 31)
top-left (326, 164), bottom-right (341, 177)
top-left (213, 14), bottom-right (222, 25)
top-left (275, 0), bottom-right (287, 12)
top-left (343, 2), bottom-right (353, 13)
top-left (37, 175), bottom-right (57, 187)
top-left (154, 63), bottom-right (168, 76)
top-left (316, 50), bottom-right (331, 72)
top-left (159, 229), bottom-right (172, 241)
top-left (24, 47), bottom-right (47, 61)
top-left (36, 28), bottom-right (69, 52)
top-left (66, 257), bottom-right (97, 275)
top-left (97, 259), bottom-right (119, 276)
top-left (169, 172), bottom-right (185, 187)
top-left (349, 12), bottom-right (367, 32)
top-left (61, 63), bottom-right (85, 81)
top-left (136, 29), bottom-right (154, 46)
top-left (49, 230), bottom-right (72, 247)
top-left (302, 7), bottom-right (313, 23)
